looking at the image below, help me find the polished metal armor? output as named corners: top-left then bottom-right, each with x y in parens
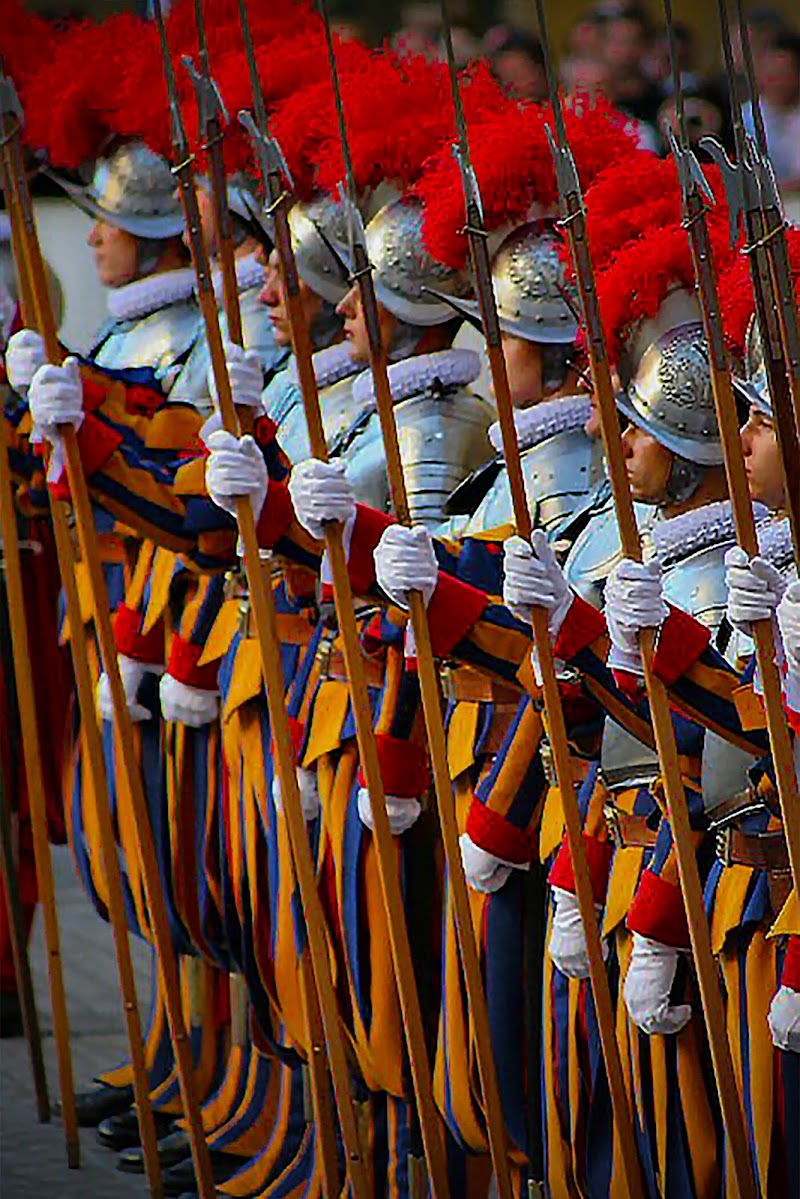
top-left (616, 322), bottom-right (724, 466)
top-left (288, 196), bottom-right (351, 306)
top-left (341, 350), bottom-right (493, 527)
top-left (89, 274), bottom-right (201, 397)
top-left (50, 142), bottom-right (185, 240)
top-left (562, 481), bottom-right (657, 609)
top-left (365, 198), bottom-right (472, 327)
top-left (461, 399), bottom-right (602, 536)
top-left (265, 345), bottom-right (362, 464)
top-left (445, 221), bottom-right (579, 344)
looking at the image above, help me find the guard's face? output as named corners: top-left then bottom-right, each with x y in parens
top-left (259, 249), bottom-right (321, 349)
top-left (501, 332), bottom-right (543, 409)
top-left (621, 422), bottom-right (673, 503)
top-left (86, 220), bottom-right (140, 288)
top-left (741, 406), bottom-right (783, 510)
top-left (337, 285), bottom-right (397, 363)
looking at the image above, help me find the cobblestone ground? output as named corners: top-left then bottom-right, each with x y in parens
top-left (1, 845), bottom-right (152, 1198)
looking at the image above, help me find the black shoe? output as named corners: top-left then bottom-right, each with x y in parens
top-left (161, 1151), bottom-right (240, 1196)
top-left (117, 1129), bottom-right (192, 1174)
top-left (0, 992), bottom-right (23, 1038)
top-left (98, 1107), bottom-right (175, 1151)
top-left (73, 1083), bottom-right (135, 1127)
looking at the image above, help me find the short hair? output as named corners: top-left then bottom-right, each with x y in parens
top-left (771, 32), bottom-right (800, 65)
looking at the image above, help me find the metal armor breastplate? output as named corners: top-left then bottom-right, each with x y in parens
top-left (277, 373), bottom-right (362, 465)
top-left (344, 385), bottom-right (494, 528)
top-left (464, 426), bottom-right (601, 536)
top-left (90, 299), bottom-right (200, 396)
top-left (563, 484), bottom-right (656, 609)
top-left (658, 539), bottom-right (737, 652)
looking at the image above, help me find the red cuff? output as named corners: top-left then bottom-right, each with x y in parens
top-left (426, 573), bottom-right (490, 658)
top-left (288, 716), bottom-right (305, 762)
top-left (255, 481), bottom-right (294, 549)
top-left (782, 935), bottom-right (800, 992)
top-left (548, 833), bottom-right (613, 904)
top-left (49, 413), bottom-right (124, 501)
top-left (466, 799), bottom-right (536, 867)
top-left (348, 504), bottom-right (395, 596)
top-left (358, 733), bottom-right (430, 798)
top-left (627, 870), bottom-right (690, 949)
top-left (652, 605), bottom-right (711, 685)
top-left (554, 595), bottom-right (607, 662)
top-left (167, 634), bottom-right (219, 691)
top-left (787, 704), bottom-right (800, 737)
top-left (113, 604), bottom-right (165, 664)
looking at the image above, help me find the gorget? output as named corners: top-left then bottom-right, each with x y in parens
top-left (267, 344), bottom-right (362, 464)
top-left (90, 269), bottom-right (200, 395)
top-left (464, 395), bottom-right (601, 535)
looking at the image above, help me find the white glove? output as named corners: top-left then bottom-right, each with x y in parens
top-left (777, 581), bottom-right (800, 712)
top-left (725, 546), bottom-right (786, 634)
top-left (374, 525), bottom-right (439, 609)
top-left (5, 328), bottom-right (47, 392)
top-left (205, 429), bottom-right (268, 521)
top-left (273, 766), bottom-right (321, 822)
top-left (503, 531), bottom-right (574, 635)
top-left (97, 655), bottom-right (160, 723)
top-left (767, 985), bottom-right (800, 1052)
top-left (159, 674), bottom-right (220, 727)
top-left (605, 557), bottom-right (667, 677)
top-left (459, 832), bottom-right (516, 893)
top-left (623, 932), bottom-right (692, 1035)
top-left (288, 458), bottom-right (356, 541)
top-left (28, 356), bottom-right (85, 482)
top-left (357, 787), bottom-right (421, 835)
top-left (548, 886), bottom-right (608, 979)
top-left (208, 341), bottom-right (264, 410)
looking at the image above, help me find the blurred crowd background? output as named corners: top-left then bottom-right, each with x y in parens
top-left (20, 0), bottom-right (800, 215)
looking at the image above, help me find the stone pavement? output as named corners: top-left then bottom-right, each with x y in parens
top-left (1, 845), bottom-right (153, 1198)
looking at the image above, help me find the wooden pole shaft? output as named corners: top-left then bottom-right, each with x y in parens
top-left (686, 205), bottom-right (800, 912)
top-left (0, 402), bottom-right (79, 1167)
top-left (0, 137), bottom-right (79, 1168)
top-left (171, 146), bottom-right (366, 1196)
top-left (269, 188), bottom-right (450, 1196)
top-left (2, 144), bottom-right (166, 1197)
top-left (0, 546), bottom-right (51, 1124)
top-left (562, 189), bottom-right (758, 1199)
top-left (60, 425), bottom-right (217, 1199)
top-left (349, 248), bottom-right (513, 1197)
top-left (467, 209), bottom-right (643, 1196)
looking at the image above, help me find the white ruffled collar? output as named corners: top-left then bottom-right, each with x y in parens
top-left (488, 394), bottom-right (592, 454)
top-left (107, 268), bottom-right (197, 322)
top-left (211, 253), bottom-right (264, 299)
top-left (757, 515), bottom-right (795, 573)
top-left (288, 343), bottom-right (359, 391)
top-left (351, 348), bottom-right (480, 408)
top-left (650, 499), bottom-right (767, 566)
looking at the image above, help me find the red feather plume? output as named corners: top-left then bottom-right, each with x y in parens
top-left (415, 91), bottom-right (639, 270)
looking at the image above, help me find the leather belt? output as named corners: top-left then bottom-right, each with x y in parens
top-left (324, 647), bottom-right (386, 690)
top-left (603, 803), bottom-right (658, 849)
top-left (441, 664), bottom-right (520, 706)
top-left (541, 742), bottom-right (593, 790)
top-left (716, 826), bottom-right (792, 913)
top-left (715, 826), bottom-right (789, 872)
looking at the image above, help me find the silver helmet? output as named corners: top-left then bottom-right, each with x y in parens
top-left (444, 221), bottom-right (579, 344)
top-left (365, 197), bottom-right (472, 327)
top-left (616, 321), bottom-right (724, 467)
top-left (50, 141), bottom-right (184, 240)
top-left (288, 196), bottom-right (351, 306)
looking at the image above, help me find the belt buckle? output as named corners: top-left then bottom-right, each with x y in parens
top-left (715, 825), bottom-right (734, 868)
top-left (603, 801), bottom-right (622, 847)
top-left (439, 663), bottom-right (457, 703)
top-left (316, 633), bottom-right (334, 680)
top-left (541, 740), bottom-right (558, 788)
